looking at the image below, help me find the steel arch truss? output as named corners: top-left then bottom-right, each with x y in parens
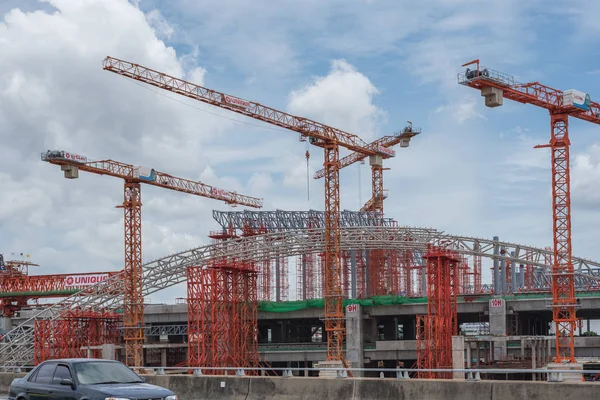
top-left (3, 226), bottom-right (600, 368)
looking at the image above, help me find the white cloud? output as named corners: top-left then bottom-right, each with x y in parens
top-left (144, 9), bottom-right (174, 40)
top-left (0, 0), bottom-right (266, 294)
top-left (572, 144), bottom-right (600, 208)
top-left (435, 96), bottom-right (486, 124)
top-left (288, 59), bottom-right (385, 141)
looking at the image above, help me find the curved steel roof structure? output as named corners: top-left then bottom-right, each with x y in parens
top-left (2, 226), bottom-right (600, 368)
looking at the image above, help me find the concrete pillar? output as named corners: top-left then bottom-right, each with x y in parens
top-left (0, 317), bottom-right (12, 331)
top-left (520, 338), bottom-right (525, 359)
top-left (547, 338), bottom-right (552, 363)
top-left (102, 344), bottom-right (116, 360)
top-left (350, 250), bottom-right (357, 299)
top-left (510, 252), bottom-right (517, 294)
top-left (519, 265), bottom-right (525, 290)
top-left (493, 236), bottom-right (500, 294)
top-left (301, 254), bottom-right (307, 301)
top-left (476, 341), bottom-right (481, 367)
top-left (488, 297), bottom-right (506, 335)
top-left (365, 250), bottom-right (371, 295)
top-left (276, 258), bottom-right (281, 302)
top-left (345, 303), bottom-right (364, 377)
top-left (420, 263), bottom-right (427, 295)
top-left (499, 247), bottom-right (507, 294)
top-left (161, 348), bottom-right (167, 367)
top-left (466, 342), bottom-right (472, 368)
top-left (452, 336), bottom-right (465, 380)
top-left (531, 341), bottom-right (537, 381)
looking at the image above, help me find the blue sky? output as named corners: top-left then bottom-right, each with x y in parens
top-left (1, 0), bottom-right (599, 303)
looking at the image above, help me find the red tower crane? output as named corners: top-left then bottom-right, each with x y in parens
top-left (458, 59), bottom-right (600, 363)
top-left (102, 55), bottom-right (392, 365)
top-left (42, 150), bottom-right (263, 367)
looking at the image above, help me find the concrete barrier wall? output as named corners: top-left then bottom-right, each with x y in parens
top-left (1, 373), bottom-right (598, 400)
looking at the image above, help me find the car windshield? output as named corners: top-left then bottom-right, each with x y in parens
top-left (74, 361), bottom-right (143, 385)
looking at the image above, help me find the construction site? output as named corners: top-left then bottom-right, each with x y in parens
top-left (2, 56), bottom-right (600, 385)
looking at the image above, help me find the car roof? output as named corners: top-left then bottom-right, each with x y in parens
top-left (41, 358), bottom-right (120, 364)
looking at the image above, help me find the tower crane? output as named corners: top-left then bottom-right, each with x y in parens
top-left (314, 122), bottom-right (421, 214)
top-left (102, 55), bottom-right (393, 365)
top-left (314, 122), bottom-right (421, 296)
top-left (458, 59), bottom-right (600, 363)
top-left (42, 149), bottom-right (263, 367)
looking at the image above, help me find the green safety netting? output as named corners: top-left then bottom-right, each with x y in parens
top-left (258, 295), bottom-right (428, 313)
top-left (258, 291), bottom-right (600, 313)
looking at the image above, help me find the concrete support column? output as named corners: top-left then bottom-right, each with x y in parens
top-left (350, 250), bottom-right (357, 299)
top-left (365, 250), bottom-right (371, 296)
top-left (510, 252), bottom-right (517, 294)
top-left (488, 297), bottom-right (506, 336)
top-left (452, 336), bottom-right (465, 379)
top-left (420, 263), bottom-right (427, 295)
top-left (102, 344), bottom-right (116, 360)
top-left (301, 254), bottom-right (307, 301)
top-left (547, 338), bottom-right (552, 362)
top-left (0, 317), bottom-right (12, 331)
top-left (532, 341), bottom-right (537, 381)
top-left (276, 258), bottom-right (281, 302)
top-left (345, 303), bottom-right (364, 377)
top-left (493, 236), bottom-right (500, 294)
top-left (161, 348), bottom-right (167, 367)
top-left (466, 342), bottom-right (472, 369)
top-left (519, 265), bottom-right (525, 290)
top-left (520, 339), bottom-right (525, 359)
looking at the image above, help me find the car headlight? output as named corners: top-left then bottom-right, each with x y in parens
top-left (166, 396), bottom-right (178, 400)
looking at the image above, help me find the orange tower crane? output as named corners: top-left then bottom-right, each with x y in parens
top-left (102, 56), bottom-right (393, 364)
top-left (313, 121), bottom-right (421, 216)
top-left (314, 123), bottom-right (421, 295)
top-left (458, 59), bottom-right (600, 363)
top-left (41, 150), bottom-right (263, 367)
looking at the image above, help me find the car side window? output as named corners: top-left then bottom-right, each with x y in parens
top-left (52, 365), bottom-right (72, 385)
top-left (34, 363), bottom-right (56, 384)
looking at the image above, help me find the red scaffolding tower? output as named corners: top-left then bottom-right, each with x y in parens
top-left (34, 308), bottom-right (121, 365)
top-left (416, 245), bottom-right (460, 378)
top-left (187, 229), bottom-right (258, 373)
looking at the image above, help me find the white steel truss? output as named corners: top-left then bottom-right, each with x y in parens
top-left (2, 226), bottom-right (600, 368)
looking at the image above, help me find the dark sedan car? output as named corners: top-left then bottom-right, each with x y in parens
top-left (8, 358), bottom-right (177, 400)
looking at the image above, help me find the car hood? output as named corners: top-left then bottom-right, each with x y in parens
top-left (87, 382), bottom-right (174, 398)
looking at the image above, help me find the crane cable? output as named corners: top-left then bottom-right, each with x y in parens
top-left (358, 163), bottom-right (362, 209)
top-left (305, 147), bottom-right (310, 202)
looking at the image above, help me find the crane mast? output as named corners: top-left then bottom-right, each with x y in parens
top-left (458, 60), bottom-right (600, 363)
top-left (42, 150), bottom-right (262, 367)
top-left (102, 55), bottom-right (392, 363)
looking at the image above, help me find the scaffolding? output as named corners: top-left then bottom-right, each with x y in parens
top-left (187, 230), bottom-right (259, 373)
top-left (416, 245), bottom-right (459, 379)
top-left (187, 262), bottom-right (258, 373)
top-left (33, 309), bottom-right (120, 365)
